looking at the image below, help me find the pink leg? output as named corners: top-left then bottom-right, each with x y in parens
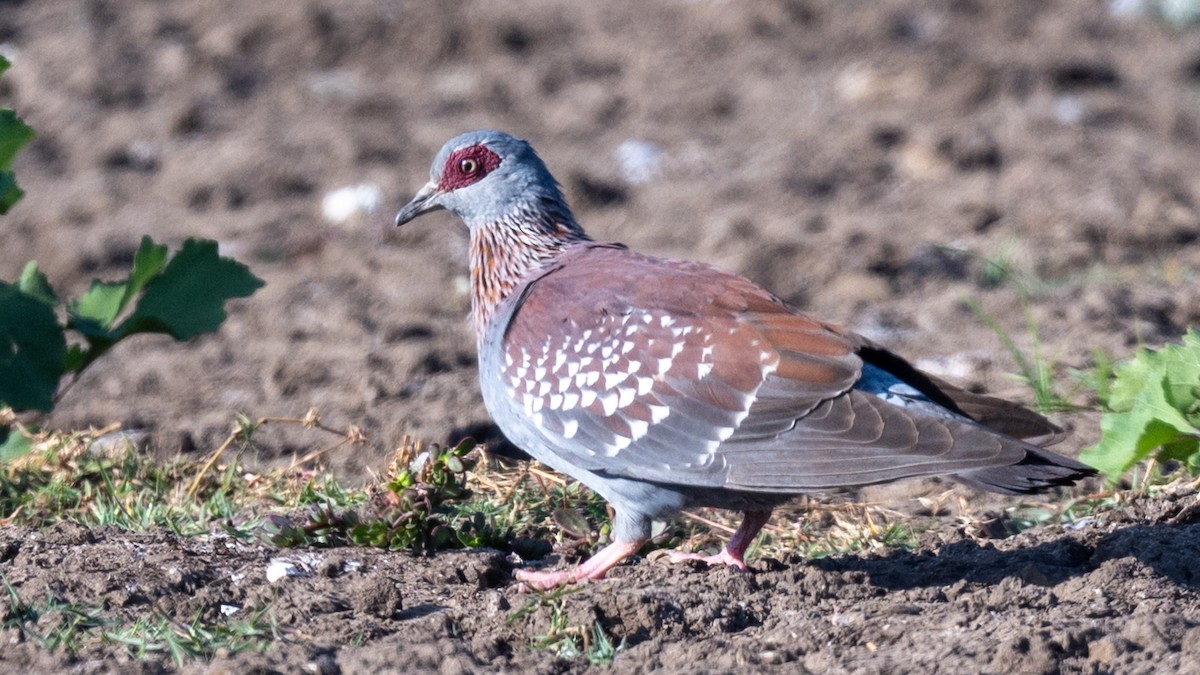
top-left (670, 509), bottom-right (772, 571)
top-left (515, 538), bottom-right (647, 590)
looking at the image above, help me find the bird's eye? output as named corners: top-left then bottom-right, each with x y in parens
top-left (460, 158), bottom-right (479, 175)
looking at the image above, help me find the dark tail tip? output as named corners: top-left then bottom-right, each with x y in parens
top-left (955, 448), bottom-right (1098, 495)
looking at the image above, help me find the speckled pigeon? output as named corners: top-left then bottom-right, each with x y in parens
top-left (394, 130), bottom-right (1096, 590)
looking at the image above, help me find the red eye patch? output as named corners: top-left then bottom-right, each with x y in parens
top-left (439, 145), bottom-right (502, 190)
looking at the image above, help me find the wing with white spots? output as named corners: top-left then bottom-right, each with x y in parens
top-left (496, 244), bottom-right (1070, 493)
top-left (498, 245), bottom-right (860, 486)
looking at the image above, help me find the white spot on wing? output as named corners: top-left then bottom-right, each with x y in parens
top-left (628, 418), bottom-right (649, 438)
top-left (636, 377), bottom-right (654, 395)
top-left (562, 391), bottom-right (580, 410)
top-left (580, 388), bottom-right (598, 408)
top-left (599, 391), bottom-right (618, 416)
top-left (606, 435), bottom-right (632, 455)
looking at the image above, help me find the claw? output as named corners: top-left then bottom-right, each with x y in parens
top-left (513, 538), bottom-right (646, 590)
top-left (668, 548), bottom-right (750, 571)
top-left (670, 509), bottom-right (773, 573)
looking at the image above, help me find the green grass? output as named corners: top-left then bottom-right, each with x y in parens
top-left (2, 572), bottom-right (279, 666)
top-left (0, 426), bottom-right (362, 537)
top-left (2, 574), bottom-right (108, 654)
top-left (507, 586), bottom-right (625, 665)
top-left (964, 297), bottom-right (1078, 414)
top-left (104, 609), bottom-right (280, 667)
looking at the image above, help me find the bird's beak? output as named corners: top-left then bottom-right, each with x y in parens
top-left (394, 181), bottom-right (444, 226)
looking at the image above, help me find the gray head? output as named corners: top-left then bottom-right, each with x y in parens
top-left (394, 130), bottom-right (582, 235)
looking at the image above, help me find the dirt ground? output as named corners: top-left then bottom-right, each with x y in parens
top-left (3, 0), bottom-right (1200, 672)
top-left (0, 483), bottom-right (1196, 674)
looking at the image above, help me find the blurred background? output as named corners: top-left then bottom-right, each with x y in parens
top-left (2, 0), bottom-right (1199, 479)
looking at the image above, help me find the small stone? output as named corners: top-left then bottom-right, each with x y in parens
top-left (165, 567), bottom-right (185, 588)
top-left (88, 429), bottom-right (149, 456)
top-left (266, 560), bottom-right (302, 583)
top-left (322, 184), bottom-right (381, 224)
top-left (614, 139), bottom-right (664, 184)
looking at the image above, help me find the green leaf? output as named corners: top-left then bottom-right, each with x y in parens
top-left (64, 344), bottom-right (85, 373)
top-left (1081, 331), bottom-right (1200, 481)
top-left (0, 109), bottom-right (35, 169)
top-left (121, 236), bottom-right (169, 310)
top-left (0, 282), bottom-right (67, 412)
top-left (0, 171), bottom-right (23, 214)
top-left (66, 237), bottom-right (170, 333)
top-left (71, 280), bottom-right (129, 330)
top-left (0, 57), bottom-right (34, 215)
top-left (17, 261), bottom-right (57, 305)
top-left (0, 426), bottom-right (33, 463)
top-left (119, 238), bottom-right (264, 340)
top-left (1106, 329), bottom-right (1200, 412)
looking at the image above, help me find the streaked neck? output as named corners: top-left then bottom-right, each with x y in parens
top-left (469, 214), bottom-right (590, 340)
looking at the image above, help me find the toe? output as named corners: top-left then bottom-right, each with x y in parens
top-left (514, 568), bottom-right (577, 590)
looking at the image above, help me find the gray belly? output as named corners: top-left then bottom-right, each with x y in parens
top-left (671, 484), bottom-right (796, 512)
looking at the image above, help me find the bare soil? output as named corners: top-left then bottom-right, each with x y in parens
top-left (3, 0), bottom-right (1200, 672)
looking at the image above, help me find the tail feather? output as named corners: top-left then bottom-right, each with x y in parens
top-left (954, 447), bottom-right (1097, 495)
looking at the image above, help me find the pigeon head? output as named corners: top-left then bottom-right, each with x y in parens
top-left (395, 130), bottom-right (583, 236)
top-left (395, 131), bottom-right (592, 333)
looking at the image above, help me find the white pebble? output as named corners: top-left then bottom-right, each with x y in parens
top-left (266, 560), bottom-right (302, 583)
top-left (615, 139), bottom-right (665, 184)
top-left (321, 183), bottom-right (382, 223)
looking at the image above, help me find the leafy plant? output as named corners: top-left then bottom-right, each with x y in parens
top-left (1080, 328), bottom-right (1200, 481)
top-left (263, 439), bottom-right (522, 554)
top-left (1, 236), bottom-right (264, 457)
top-left (1, 57), bottom-right (263, 457)
top-left (0, 56), bottom-right (34, 214)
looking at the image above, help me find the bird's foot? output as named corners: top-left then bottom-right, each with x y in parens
top-left (668, 548), bottom-right (749, 571)
top-left (514, 538), bottom-right (647, 591)
top-left (514, 567), bottom-right (591, 591)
